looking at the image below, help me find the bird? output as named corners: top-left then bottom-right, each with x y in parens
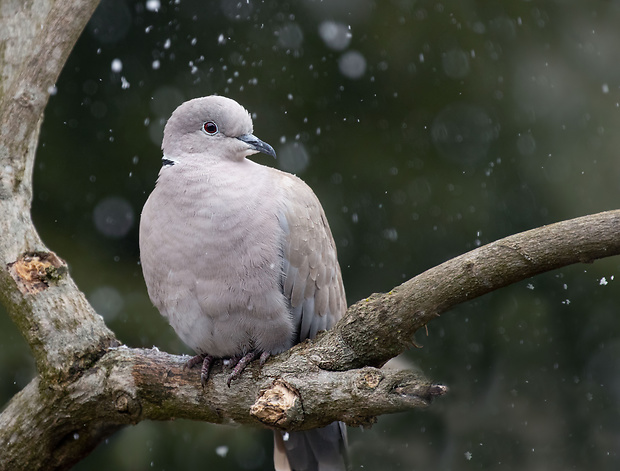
top-left (139, 95), bottom-right (349, 471)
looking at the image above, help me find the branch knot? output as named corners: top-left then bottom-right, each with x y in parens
top-left (250, 379), bottom-right (303, 428)
top-left (7, 251), bottom-right (68, 294)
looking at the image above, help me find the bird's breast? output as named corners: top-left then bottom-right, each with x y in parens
top-left (140, 163), bottom-right (293, 355)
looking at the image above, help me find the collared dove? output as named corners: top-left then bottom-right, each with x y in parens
top-left (139, 95), bottom-right (348, 471)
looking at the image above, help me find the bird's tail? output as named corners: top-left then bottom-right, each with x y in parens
top-left (273, 422), bottom-right (349, 471)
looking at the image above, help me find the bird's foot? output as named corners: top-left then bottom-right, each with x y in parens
top-left (227, 350), bottom-right (271, 387)
top-left (184, 353), bottom-right (214, 387)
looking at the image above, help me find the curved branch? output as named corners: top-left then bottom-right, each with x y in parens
top-left (313, 209), bottom-right (620, 370)
top-left (3, 209), bottom-right (618, 469)
top-left (0, 0), bottom-right (117, 385)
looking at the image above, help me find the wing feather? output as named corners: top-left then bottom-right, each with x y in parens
top-left (276, 172), bottom-right (346, 343)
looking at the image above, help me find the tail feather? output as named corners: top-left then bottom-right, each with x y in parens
top-left (273, 422), bottom-right (348, 471)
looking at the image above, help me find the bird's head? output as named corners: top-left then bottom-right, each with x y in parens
top-left (161, 95), bottom-right (276, 164)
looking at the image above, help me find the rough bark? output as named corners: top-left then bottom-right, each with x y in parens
top-left (0, 0), bottom-right (118, 385)
top-left (1, 1), bottom-right (620, 470)
top-left (313, 210), bottom-right (620, 371)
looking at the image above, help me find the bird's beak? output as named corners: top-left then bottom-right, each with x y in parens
top-left (237, 134), bottom-right (277, 159)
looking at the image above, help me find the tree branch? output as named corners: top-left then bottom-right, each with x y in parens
top-left (0, 0), bottom-right (117, 386)
top-left (0, 344), bottom-right (442, 470)
top-left (313, 209), bottom-right (620, 371)
top-left (2, 208), bottom-right (618, 468)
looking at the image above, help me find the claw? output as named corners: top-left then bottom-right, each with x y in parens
top-left (200, 355), bottom-right (214, 387)
top-left (184, 353), bottom-right (206, 370)
top-left (227, 350), bottom-right (267, 387)
top-left (185, 350), bottom-right (270, 388)
top-left (259, 351), bottom-right (271, 366)
top-left (184, 353), bottom-right (214, 387)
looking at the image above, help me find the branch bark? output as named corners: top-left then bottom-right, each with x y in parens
top-left (0, 0), bottom-right (117, 386)
top-left (313, 210), bottom-right (620, 371)
top-left (1, 1), bottom-right (620, 470)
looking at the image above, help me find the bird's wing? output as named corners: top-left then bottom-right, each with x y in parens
top-left (277, 172), bottom-right (346, 343)
top-left (274, 171), bottom-right (349, 471)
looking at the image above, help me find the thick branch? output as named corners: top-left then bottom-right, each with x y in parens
top-left (0, 2), bottom-right (120, 467)
top-left (127, 347), bottom-right (439, 429)
top-left (0, 346), bottom-right (443, 470)
top-left (0, 0), bottom-right (117, 385)
top-left (313, 209), bottom-right (620, 370)
top-left (3, 210), bottom-right (618, 469)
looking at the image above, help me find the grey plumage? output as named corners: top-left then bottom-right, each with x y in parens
top-left (139, 95), bottom-right (348, 471)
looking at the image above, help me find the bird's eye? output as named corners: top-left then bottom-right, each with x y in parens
top-left (203, 121), bottom-right (218, 135)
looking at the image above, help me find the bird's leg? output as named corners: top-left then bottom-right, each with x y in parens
top-left (227, 350), bottom-right (270, 387)
top-left (184, 353), bottom-right (214, 387)
top-left (184, 353), bottom-right (207, 369)
top-left (186, 350), bottom-right (271, 387)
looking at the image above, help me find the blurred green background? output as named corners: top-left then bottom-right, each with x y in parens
top-left (3, 0), bottom-right (620, 469)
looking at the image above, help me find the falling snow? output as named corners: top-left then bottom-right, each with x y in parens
top-left (215, 446), bottom-right (228, 458)
top-left (145, 0), bottom-right (160, 11)
top-left (338, 50), bottom-right (366, 79)
top-left (318, 21), bottom-right (351, 51)
top-left (111, 58), bottom-right (122, 73)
